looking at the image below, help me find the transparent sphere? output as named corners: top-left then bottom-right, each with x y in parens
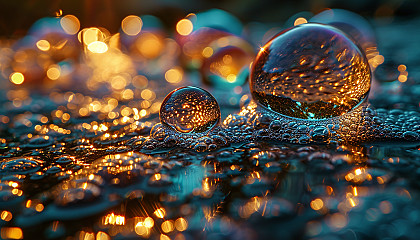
top-left (160, 86), bottom-right (221, 133)
top-left (201, 36), bottom-right (254, 89)
top-left (250, 23), bottom-right (371, 119)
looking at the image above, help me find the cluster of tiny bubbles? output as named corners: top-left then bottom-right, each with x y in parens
top-left (250, 23), bottom-right (371, 120)
top-left (200, 35), bottom-right (255, 89)
top-left (223, 99), bottom-right (420, 144)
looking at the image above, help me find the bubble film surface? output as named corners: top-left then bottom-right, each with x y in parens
top-left (250, 23), bottom-right (371, 119)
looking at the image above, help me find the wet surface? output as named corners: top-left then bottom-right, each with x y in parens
top-left (0, 12), bottom-right (419, 240)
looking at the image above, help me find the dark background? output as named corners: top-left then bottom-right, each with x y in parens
top-left (1, 0), bottom-right (419, 38)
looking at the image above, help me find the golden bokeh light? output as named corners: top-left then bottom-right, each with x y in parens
top-left (121, 15), bottom-right (143, 36)
top-left (10, 72), bottom-right (24, 85)
top-left (47, 65), bottom-right (61, 80)
top-left (161, 220), bottom-right (174, 233)
top-left (96, 232), bottom-right (111, 240)
top-left (0, 227), bottom-right (23, 240)
top-left (310, 198), bottom-right (324, 210)
top-left (135, 33), bottom-right (163, 59)
top-left (202, 47), bottom-right (213, 58)
top-left (87, 41), bottom-right (108, 53)
top-left (154, 208), bottom-right (166, 218)
top-left (165, 67), bottom-right (183, 83)
top-left (176, 19), bottom-right (193, 36)
top-left (174, 218), bottom-right (188, 231)
top-left (0, 211), bottom-right (12, 222)
top-left (294, 17), bottom-right (308, 26)
top-left (61, 15), bottom-right (80, 35)
top-left (36, 40), bottom-right (50, 51)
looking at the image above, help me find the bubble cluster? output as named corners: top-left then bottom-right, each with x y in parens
top-left (250, 23), bottom-right (371, 119)
top-left (160, 86), bottom-right (221, 133)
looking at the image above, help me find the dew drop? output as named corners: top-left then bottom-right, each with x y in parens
top-left (250, 23), bottom-right (371, 119)
top-left (160, 86), bottom-right (221, 133)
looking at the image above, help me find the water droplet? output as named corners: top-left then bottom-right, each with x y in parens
top-left (160, 86), bottom-right (221, 133)
top-left (250, 23), bottom-right (371, 119)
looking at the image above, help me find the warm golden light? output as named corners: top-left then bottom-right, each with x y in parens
top-left (202, 47), bottom-right (213, 58)
top-left (144, 217), bottom-right (154, 228)
top-left (0, 227), bottom-right (23, 239)
top-left (96, 232), bottom-right (111, 240)
top-left (310, 198), bottom-right (324, 210)
top-left (36, 40), bottom-right (50, 51)
top-left (81, 28), bottom-right (105, 45)
top-left (175, 218), bottom-right (188, 231)
top-left (161, 220), bottom-right (174, 233)
top-left (61, 15), bottom-right (80, 35)
top-left (294, 17), bottom-right (308, 26)
top-left (0, 211), bottom-right (12, 221)
top-left (87, 41), bottom-right (108, 53)
top-left (176, 19), bottom-right (193, 36)
top-left (154, 207), bottom-right (166, 218)
top-left (10, 72), bottom-right (24, 85)
top-left (122, 15), bottom-right (143, 36)
top-left (47, 65), bottom-right (61, 80)
top-left (135, 33), bottom-right (163, 59)
top-left (165, 67), bottom-right (183, 83)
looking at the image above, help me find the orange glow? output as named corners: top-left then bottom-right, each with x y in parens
top-left (202, 47), bottom-right (213, 58)
top-left (154, 208), bottom-right (166, 218)
top-left (1, 211), bottom-right (12, 221)
top-left (103, 213), bottom-right (126, 225)
top-left (0, 227), bottom-right (23, 239)
top-left (36, 40), bottom-right (50, 51)
top-left (61, 15), bottom-right (80, 35)
top-left (96, 232), bottom-right (111, 240)
top-left (398, 64), bottom-right (406, 72)
top-left (161, 220), bottom-right (174, 233)
top-left (10, 72), bottom-right (24, 85)
top-left (165, 67), bottom-right (183, 83)
top-left (47, 65), bottom-right (61, 80)
top-left (122, 15), bottom-right (143, 36)
top-left (175, 218), bottom-right (188, 231)
top-left (294, 17), bottom-right (308, 26)
top-left (310, 198), bottom-right (324, 210)
top-left (35, 204), bottom-right (44, 212)
top-left (176, 19), bottom-right (193, 36)
top-left (87, 41), bottom-right (108, 53)
top-left (135, 33), bottom-right (163, 59)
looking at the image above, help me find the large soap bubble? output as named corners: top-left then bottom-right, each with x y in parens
top-left (250, 23), bottom-right (371, 119)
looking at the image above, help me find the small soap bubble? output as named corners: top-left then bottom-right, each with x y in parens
top-left (160, 86), bottom-right (221, 133)
top-left (250, 23), bottom-right (371, 119)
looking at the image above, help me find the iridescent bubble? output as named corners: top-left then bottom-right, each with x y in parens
top-left (160, 86), bottom-right (221, 133)
top-left (250, 23), bottom-right (371, 119)
top-left (200, 36), bottom-right (254, 89)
